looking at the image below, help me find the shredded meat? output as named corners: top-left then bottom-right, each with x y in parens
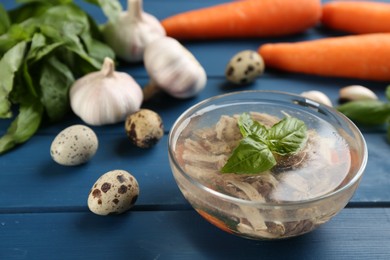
top-left (177, 112), bottom-right (350, 238)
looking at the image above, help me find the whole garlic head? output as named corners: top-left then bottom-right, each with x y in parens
top-left (102, 0), bottom-right (166, 62)
top-left (143, 37), bottom-right (207, 100)
top-left (70, 57), bottom-right (143, 126)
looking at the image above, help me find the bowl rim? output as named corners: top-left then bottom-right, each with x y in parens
top-left (168, 90), bottom-right (368, 208)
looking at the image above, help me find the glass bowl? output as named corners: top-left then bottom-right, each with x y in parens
top-left (168, 90), bottom-right (367, 240)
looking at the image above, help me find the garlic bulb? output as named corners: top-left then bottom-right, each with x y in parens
top-left (143, 36), bottom-right (207, 100)
top-left (70, 57), bottom-right (143, 126)
top-left (102, 0), bottom-right (166, 62)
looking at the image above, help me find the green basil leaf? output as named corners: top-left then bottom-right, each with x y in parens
top-left (220, 137), bottom-right (276, 174)
top-left (337, 100), bottom-right (390, 125)
top-left (40, 56), bottom-right (74, 122)
top-left (0, 99), bottom-right (43, 154)
top-left (0, 41), bottom-right (27, 118)
top-left (238, 112), bottom-right (268, 138)
top-left (267, 117), bottom-right (307, 155)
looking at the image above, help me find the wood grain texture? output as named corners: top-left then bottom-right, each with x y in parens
top-left (1, 0), bottom-right (390, 259)
top-left (0, 130), bottom-right (389, 210)
top-left (0, 209), bottom-right (389, 259)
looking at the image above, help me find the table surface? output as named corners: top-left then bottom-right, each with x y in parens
top-left (1, 0), bottom-right (390, 259)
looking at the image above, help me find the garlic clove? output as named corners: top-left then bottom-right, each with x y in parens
top-left (70, 57), bottom-right (143, 126)
top-left (339, 85), bottom-right (378, 103)
top-left (102, 0), bottom-right (166, 62)
top-left (300, 90), bottom-right (333, 107)
top-left (143, 36), bottom-right (207, 100)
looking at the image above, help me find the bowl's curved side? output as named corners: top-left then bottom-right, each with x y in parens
top-left (168, 90), bottom-right (368, 240)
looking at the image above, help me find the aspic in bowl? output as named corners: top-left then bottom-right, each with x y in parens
top-left (168, 90), bottom-right (367, 240)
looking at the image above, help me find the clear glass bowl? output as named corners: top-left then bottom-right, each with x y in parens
top-left (168, 90), bottom-right (367, 240)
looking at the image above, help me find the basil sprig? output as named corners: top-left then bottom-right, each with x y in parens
top-left (337, 86), bottom-right (390, 143)
top-left (221, 113), bottom-right (308, 174)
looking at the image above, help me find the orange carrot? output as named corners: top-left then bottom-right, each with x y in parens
top-left (161, 0), bottom-right (321, 40)
top-left (322, 1), bottom-right (390, 34)
top-left (197, 209), bottom-right (233, 234)
top-left (258, 33), bottom-right (390, 81)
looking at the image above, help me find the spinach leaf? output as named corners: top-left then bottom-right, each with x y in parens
top-left (27, 32), bottom-right (64, 64)
top-left (0, 41), bottom-right (27, 118)
top-left (39, 56), bottom-right (74, 122)
top-left (0, 98), bottom-right (43, 154)
top-left (80, 33), bottom-right (115, 67)
top-left (38, 5), bottom-right (111, 69)
top-left (0, 4), bottom-right (10, 35)
top-left (0, 23), bottom-right (34, 56)
top-left (16, 0), bottom-right (72, 4)
top-left (8, 2), bottom-right (51, 24)
top-left (22, 61), bottom-right (38, 98)
top-left (85, 0), bottom-right (123, 22)
top-left (0, 0), bottom-right (115, 154)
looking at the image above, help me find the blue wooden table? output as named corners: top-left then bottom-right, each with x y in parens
top-left (1, 0), bottom-right (390, 259)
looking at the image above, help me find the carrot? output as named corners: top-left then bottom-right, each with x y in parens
top-left (196, 209), bottom-right (233, 234)
top-left (258, 33), bottom-right (390, 81)
top-left (161, 0), bottom-right (321, 40)
top-left (322, 1), bottom-right (390, 34)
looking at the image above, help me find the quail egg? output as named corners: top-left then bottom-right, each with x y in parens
top-left (225, 50), bottom-right (265, 85)
top-left (125, 109), bottom-right (164, 148)
top-left (50, 124), bottom-right (98, 166)
top-left (88, 170), bottom-right (139, 216)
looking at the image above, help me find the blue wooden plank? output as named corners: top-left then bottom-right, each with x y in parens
top-left (0, 134), bottom-right (188, 210)
top-left (0, 130), bottom-right (389, 210)
top-left (1, 0), bottom-right (390, 210)
top-left (0, 208), bottom-right (389, 259)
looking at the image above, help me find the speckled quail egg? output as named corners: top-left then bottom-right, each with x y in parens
top-left (125, 109), bottom-right (164, 148)
top-left (88, 170), bottom-right (139, 216)
top-left (225, 50), bottom-right (265, 85)
top-left (50, 125), bottom-right (98, 166)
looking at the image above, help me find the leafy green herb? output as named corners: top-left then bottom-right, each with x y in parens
top-left (337, 100), bottom-right (390, 125)
top-left (337, 86), bottom-right (390, 143)
top-left (221, 113), bottom-right (307, 174)
top-left (0, 0), bottom-right (115, 154)
top-left (0, 4), bottom-right (10, 35)
top-left (85, 0), bottom-right (123, 22)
